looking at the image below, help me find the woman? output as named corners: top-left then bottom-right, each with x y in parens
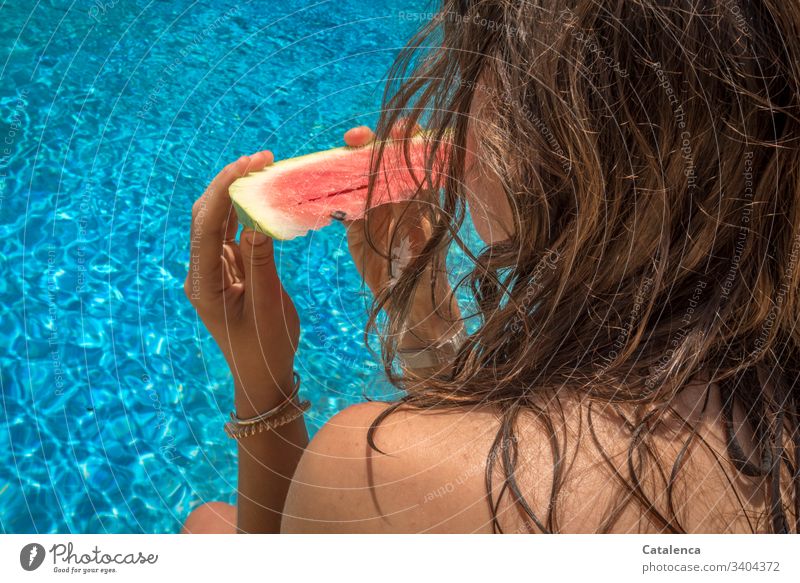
top-left (182, 0), bottom-right (799, 533)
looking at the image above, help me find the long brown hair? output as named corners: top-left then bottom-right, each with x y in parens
top-left (361, 0), bottom-right (800, 533)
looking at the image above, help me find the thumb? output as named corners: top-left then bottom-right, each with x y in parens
top-left (239, 228), bottom-right (281, 303)
top-left (341, 216), bottom-right (362, 230)
top-left (342, 216), bottom-right (366, 245)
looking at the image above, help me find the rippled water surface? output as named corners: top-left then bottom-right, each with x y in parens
top-left (0, 0), bottom-right (473, 533)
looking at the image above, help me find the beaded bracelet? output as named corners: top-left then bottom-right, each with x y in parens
top-left (224, 372), bottom-right (311, 440)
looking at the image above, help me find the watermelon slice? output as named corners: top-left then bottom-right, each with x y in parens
top-left (229, 134), bottom-right (443, 240)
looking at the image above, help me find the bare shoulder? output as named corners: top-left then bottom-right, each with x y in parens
top-left (281, 401), bottom-right (514, 533)
top-left (280, 396), bottom-right (631, 534)
top-left (281, 383), bottom-right (771, 533)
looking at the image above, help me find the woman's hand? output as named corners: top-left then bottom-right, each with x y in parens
top-left (185, 152), bottom-right (299, 414)
top-left (341, 125), bottom-right (461, 349)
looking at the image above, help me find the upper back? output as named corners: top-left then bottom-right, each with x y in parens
top-left (282, 380), bottom-right (791, 533)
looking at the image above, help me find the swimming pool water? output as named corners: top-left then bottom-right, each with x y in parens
top-left (0, 0), bottom-right (469, 534)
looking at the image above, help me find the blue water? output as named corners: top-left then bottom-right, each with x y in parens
top-left (0, 0), bottom-right (465, 534)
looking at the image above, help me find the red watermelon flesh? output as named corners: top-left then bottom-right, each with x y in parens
top-left (229, 134), bottom-right (443, 240)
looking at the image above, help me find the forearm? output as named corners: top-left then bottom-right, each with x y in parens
top-left (234, 380), bottom-right (309, 533)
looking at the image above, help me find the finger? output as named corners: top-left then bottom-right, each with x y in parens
top-left (223, 201), bottom-right (239, 243)
top-left (343, 216), bottom-right (371, 258)
top-left (199, 151), bottom-right (273, 241)
top-left (222, 242), bottom-right (243, 283)
top-left (394, 200), bottom-right (432, 243)
top-left (245, 149), bottom-right (274, 173)
top-left (343, 126), bottom-right (375, 148)
top-left (221, 252), bottom-right (236, 289)
top-left (190, 152), bottom-right (273, 288)
top-left (342, 216), bottom-right (364, 233)
top-left (371, 209), bottom-right (399, 264)
top-left (190, 155), bottom-right (246, 286)
top-left (239, 227), bottom-right (282, 311)
top-left (224, 151), bottom-right (273, 242)
top-left (226, 240), bottom-right (245, 279)
top-left (390, 118), bottom-right (422, 141)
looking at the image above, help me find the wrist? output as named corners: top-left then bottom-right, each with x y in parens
top-left (401, 284), bottom-right (461, 350)
top-left (397, 324), bottom-right (467, 370)
top-left (233, 369), bottom-right (296, 418)
top-left (398, 313), bottom-right (462, 350)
